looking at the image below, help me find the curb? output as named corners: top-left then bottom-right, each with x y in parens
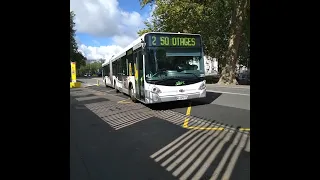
top-left (206, 84), bottom-right (250, 89)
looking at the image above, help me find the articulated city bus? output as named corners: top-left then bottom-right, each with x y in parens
top-left (101, 32), bottom-right (206, 104)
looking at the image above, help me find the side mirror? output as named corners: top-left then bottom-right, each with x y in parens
top-left (141, 49), bottom-right (146, 55)
top-left (141, 41), bottom-right (147, 55)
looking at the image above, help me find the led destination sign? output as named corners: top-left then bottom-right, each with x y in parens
top-left (146, 34), bottom-right (201, 47)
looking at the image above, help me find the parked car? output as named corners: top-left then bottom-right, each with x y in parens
top-left (236, 70), bottom-right (250, 85)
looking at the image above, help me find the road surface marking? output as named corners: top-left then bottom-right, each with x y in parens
top-left (182, 103), bottom-right (250, 132)
top-left (239, 128), bottom-right (250, 131)
top-left (182, 103), bottom-right (224, 131)
top-left (206, 90), bottom-right (250, 96)
top-left (182, 103), bottom-right (192, 127)
top-left (186, 104), bottom-right (192, 115)
top-left (185, 126), bottom-right (225, 130)
top-left (84, 84), bottom-right (96, 87)
top-left (117, 98), bottom-right (131, 104)
top-left (182, 118), bottom-right (190, 128)
top-left (207, 85), bottom-right (250, 89)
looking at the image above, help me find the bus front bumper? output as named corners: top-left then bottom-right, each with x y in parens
top-left (145, 89), bottom-right (206, 104)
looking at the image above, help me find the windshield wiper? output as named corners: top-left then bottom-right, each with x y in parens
top-left (151, 69), bottom-right (167, 78)
top-left (147, 77), bottom-right (180, 81)
top-left (182, 72), bottom-right (200, 79)
top-left (146, 77), bottom-right (180, 84)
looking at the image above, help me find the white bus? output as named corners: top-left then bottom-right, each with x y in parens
top-left (102, 32), bottom-right (206, 104)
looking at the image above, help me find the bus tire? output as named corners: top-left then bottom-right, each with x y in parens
top-left (129, 84), bottom-right (136, 103)
top-left (104, 79), bottom-right (108, 88)
top-left (114, 81), bottom-right (119, 93)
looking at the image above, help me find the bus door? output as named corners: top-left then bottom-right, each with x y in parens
top-left (123, 58), bottom-right (129, 91)
top-left (134, 50), bottom-right (145, 100)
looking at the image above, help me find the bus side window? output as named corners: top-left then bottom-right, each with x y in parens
top-left (138, 51), bottom-right (143, 71)
top-left (133, 52), bottom-right (137, 76)
top-left (126, 59), bottom-right (128, 76)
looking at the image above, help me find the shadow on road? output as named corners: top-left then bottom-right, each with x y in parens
top-left (84, 86), bottom-right (222, 111)
top-left (191, 92), bottom-right (222, 106)
top-left (70, 99), bottom-right (188, 180)
top-left (148, 92), bottom-right (222, 111)
top-left (70, 93), bottom-right (250, 180)
top-left (149, 123), bottom-right (250, 180)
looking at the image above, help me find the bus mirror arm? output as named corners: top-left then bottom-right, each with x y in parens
top-left (141, 39), bottom-right (146, 55)
top-left (141, 39), bottom-right (146, 48)
top-left (142, 49), bottom-right (146, 56)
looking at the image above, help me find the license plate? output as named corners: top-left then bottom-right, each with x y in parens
top-left (177, 95), bottom-right (188, 100)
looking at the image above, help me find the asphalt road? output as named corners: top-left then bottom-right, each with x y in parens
top-left (78, 77), bottom-right (250, 96)
top-left (78, 77), bottom-right (250, 127)
top-left (70, 83), bottom-right (250, 180)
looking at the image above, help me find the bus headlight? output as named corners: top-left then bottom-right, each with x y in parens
top-left (198, 82), bottom-right (206, 90)
top-left (153, 94), bottom-right (160, 101)
top-left (152, 86), bottom-right (161, 94)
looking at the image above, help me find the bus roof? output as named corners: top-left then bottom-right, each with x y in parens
top-left (102, 32), bottom-right (201, 67)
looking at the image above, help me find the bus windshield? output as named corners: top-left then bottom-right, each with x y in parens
top-left (145, 47), bottom-right (205, 84)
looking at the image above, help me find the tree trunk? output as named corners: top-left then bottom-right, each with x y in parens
top-left (218, 0), bottom-right (249, 85)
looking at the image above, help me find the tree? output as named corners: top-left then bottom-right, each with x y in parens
top-left (238, 5), bottom-right (250, 69)
top-left (78, 61), bottom-right (103, 76)
top-left (70, 11), bottom-right (86, 69)
top-left (138, 0), bottom-right (231, 65)
top-left (138, 0), bottom-right (250, 85)
top-left (217, 0), bottom-right (249, 85)
top-left (137, 7), bottom-right (162, 36)
top-left (137, 28), bottom-right (152, 37)
top-left (98, 58), bottom-right (105, 64)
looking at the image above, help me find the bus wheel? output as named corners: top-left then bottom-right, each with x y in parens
top-left (129, 86), bottom-right (136, 103)
top-left (114, 81), bottom-right (119, 93)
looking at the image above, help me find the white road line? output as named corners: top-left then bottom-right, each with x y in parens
top-left (105, 89), bottom-right (116, 92)
top-left (206, 85), bottom-right (250, 89)
top-left (206, 90), bottom-right (250, 96)
top-left (83, 84), bottom-right (96, 87)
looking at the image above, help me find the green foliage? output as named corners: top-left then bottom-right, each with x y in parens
top-left (138, 0), bottom-right (250, 81)
top-left (70, 11), bottom-right (86, 69)
top-left (78, 62), bottom-right (103, 76)
top-left (70, 11), bottom-right (77, 54)
top-left (137, 28), bottom-right (151, 37)
top-left (137, 4), bottom-right (162, 36)
top-left (238, 4), bottom-right (250, 68)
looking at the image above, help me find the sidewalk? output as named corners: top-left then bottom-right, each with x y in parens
top-left (92, 77), bottom-right (103, 80)
top-left (206, 83), bottom-right (250, 96)
top-left (206, 83), bottom-right (250, 89)
top-left (77, 79), bottom-right (102, 88)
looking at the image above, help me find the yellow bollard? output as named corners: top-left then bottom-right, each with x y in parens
top-left (97, 80), bottom-right (99, 86)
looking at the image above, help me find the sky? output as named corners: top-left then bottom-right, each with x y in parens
top-left (70, 0), bottom-right (155, 61)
